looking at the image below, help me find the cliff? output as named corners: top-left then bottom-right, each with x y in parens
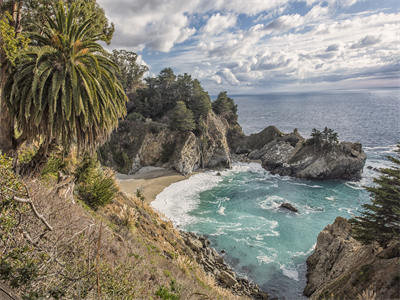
top-left (304, 217), bottom-right (400, 299)
top-left (100, 110), bottom-right (238, 175)
top-left (233, 126), bottom-right (366, 180)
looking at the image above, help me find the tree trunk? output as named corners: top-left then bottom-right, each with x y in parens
top-left (0, 65), bottom-right (14, 155)
top-left (0, 0), bottom-right (23, 155)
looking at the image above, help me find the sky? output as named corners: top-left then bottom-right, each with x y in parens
top-left (98, 0), bottom-right (400, 94)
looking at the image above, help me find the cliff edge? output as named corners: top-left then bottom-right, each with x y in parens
top-left (304, 217), bottom-right (400, 299)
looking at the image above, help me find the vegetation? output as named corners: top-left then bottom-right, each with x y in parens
top-left (170, 101), bottom-right (196, 132)
top-left (75, 154), bottom-right (118, 210)
top-left (5, 2), bottom-right (127, 156)
top-left (349, 145), bottom-right (400, 246)
top-left (212, 91), bottom-right (238, 122)
top-left (109, 49), bottom-right (148, 93)
top-left (133, 68), bottom-right (214, 124)
top-left (308, 127), bottom-right (339, 148)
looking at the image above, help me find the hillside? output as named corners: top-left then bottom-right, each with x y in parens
top-left (0, 154), bottom-right (268, 299)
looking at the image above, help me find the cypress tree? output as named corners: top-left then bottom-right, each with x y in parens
top-left (170, 101), bottom-right (195, 132)
top-left (349, 144), bottom-right (400, 246)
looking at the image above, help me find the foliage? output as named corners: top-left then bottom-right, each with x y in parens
top-left (170, 101), bottom-right (196, 132)
top-left (155, 279), bottom-right (181, 300)
top-left (212, 91), bottom-right (238, 122)
top-left (5, 1), bottom-right (127, 154)
top-left (0, 11), bottom-right (30, 66)
top-left (41, 151), bottom-right (68, 181)
top-left (309, 127), bottom-right (339, 147)
top-left (136, 188), bottom-right (145, 204)
top-left (110, 49), bottom-right (148, 93)
top-left (133, 68), bottom-right (212, 123)
top-left (349, 145), bottom-right (400, 246)
top-left (22, 0), bottom-right (114, 44)
top-left (75, 154), bottom-right (118, 210)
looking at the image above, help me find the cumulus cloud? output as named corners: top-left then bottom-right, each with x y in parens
top-left (202, 13), bottom-right (237, 35)
top-left (99, 0), bottom-right (400, 92)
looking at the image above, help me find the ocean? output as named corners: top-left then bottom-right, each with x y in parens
top-left (152, 89), bottom-right (400, 299)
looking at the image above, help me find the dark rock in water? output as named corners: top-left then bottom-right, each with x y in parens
top-left (280, 202), bottom-right (299, 213)
top-left (216, 172), bottom-right (222, 176)
top-left (367, 165), bottom-right (380, 172)
top-left (221, 249), bottom-right (226, 254)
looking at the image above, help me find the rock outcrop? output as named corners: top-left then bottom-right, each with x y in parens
top-left (280, 202), bottom-right (298, 213)
top-left (99, 111), bottom-right (233, 175)
top-left (180, 231), bottom-right (269, 299)
top-left (304, 217), bottom-right (400, 299)
top-left (233, 126), bottom-right (366, 180)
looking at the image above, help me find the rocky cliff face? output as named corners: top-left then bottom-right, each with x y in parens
top-left (233, 126), bottom-right (366, 180)
top-left (304, 217), bottom-right (400, 299)
top-left (99, 111), bottom-right (234, 175)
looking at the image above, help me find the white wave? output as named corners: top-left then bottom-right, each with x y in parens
top-left (257, 254), bottom-right (277, 264)
top-left (290, 182), bottom-right (323, 188)
top-left (291, 243), bottom-right (316, 257)
top-left (151, 171), bottom-right (223, 227)
top-left (345, 182), bottom-right (365, 190)
top-left (280, 265), bottom-right (299, 281)
top-left (217, 206), bottom-right (226, 216)
top-left (325, 196), bottom-right (335, 201)
top-left (259, 195), bottom-right (285, 210)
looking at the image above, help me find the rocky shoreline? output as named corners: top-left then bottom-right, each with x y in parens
top-left (180, 231), bottom-right (269, 299)
top-left (304, 217), bottom-right (400, 299)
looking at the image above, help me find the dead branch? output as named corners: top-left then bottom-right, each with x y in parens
top-left (14, 195), bottom-right (53, 231)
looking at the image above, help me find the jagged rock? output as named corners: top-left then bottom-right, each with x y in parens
top-left (304, 217), bottom-right (400, 299)
top-left (218, 270), bottom-right (237, 287)
top-left (201, 111), bottom-right (232, 169)
top-left (172, 132), bottom-right (200, 175)
top-left (280, 202), bottom-right (298, 213)
top-left (180, 231), bottom-right (268, 298)
top-left (100, 111), bottom-right (233, 175)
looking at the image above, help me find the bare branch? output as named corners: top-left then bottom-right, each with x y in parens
top-left (14, 195), bottom-right (53, 231)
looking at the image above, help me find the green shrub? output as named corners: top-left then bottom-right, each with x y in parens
top-left (155, 279), bottom-right (180, 300)
top-left (41, 153), bottom-right (67, 181)
top-left (75, 155), bottom-right (118, 210)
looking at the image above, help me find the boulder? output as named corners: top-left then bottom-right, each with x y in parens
top-left (218, 270), bottom-right (237, 288)
top-left (280, 202), bottom-right (298, 213)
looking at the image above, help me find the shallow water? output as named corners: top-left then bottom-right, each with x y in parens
top-left (152, 90), bottom-right (399, 299)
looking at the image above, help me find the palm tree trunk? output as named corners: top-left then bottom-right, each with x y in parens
top-left (0, 64), bottom-right (14, 154)
top-left (0, 0), bottom-right (23, 155)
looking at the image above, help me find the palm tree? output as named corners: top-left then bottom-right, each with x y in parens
top-left (5, 1), bottom-right (127, 156)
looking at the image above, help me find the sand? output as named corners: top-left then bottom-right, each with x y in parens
top-left (116, 167), bottom-right (189, 203)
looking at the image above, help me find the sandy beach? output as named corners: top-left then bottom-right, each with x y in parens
top-left (116, 167), bottom-right (189, 203)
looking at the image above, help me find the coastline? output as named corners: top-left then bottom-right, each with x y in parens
top-left (116, 166), bottom-right (190, 203)
top-left (115, 165), bottom-right (269, 299)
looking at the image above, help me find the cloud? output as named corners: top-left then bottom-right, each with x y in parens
top-left (99, 0), bottom-right (400, 93)
top-left (217, 68), bottom-right (240, 85)
top-left (202, 13), bottom-right (237, 35)
top-left (350, 35), bottom-right (381, 49)
top-left (326, 44), bottom-right (340, 52)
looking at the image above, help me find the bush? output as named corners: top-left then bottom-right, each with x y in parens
top-left (155, 279), bottom-right (180, 300)
top-left (75, 155), bottom-right (118, 210)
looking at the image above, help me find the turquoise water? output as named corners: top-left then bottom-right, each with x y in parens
top-left (152, 90), bottom-right (399, 299)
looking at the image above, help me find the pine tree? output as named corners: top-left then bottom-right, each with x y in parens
top-left (170, 101), bottom-right (195, 132)
top-left (349, 145), bottom-right (400, 246)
